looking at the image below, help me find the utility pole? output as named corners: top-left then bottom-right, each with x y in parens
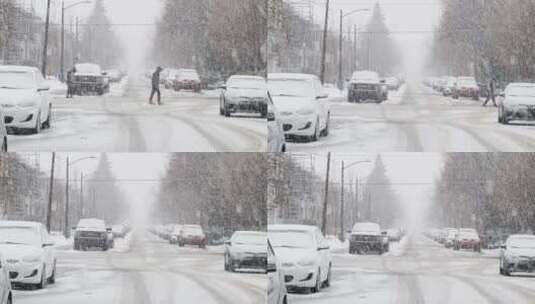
top-left (337, 9), bottom-right (343, 90)
top-left (339, 161), bottom-right (344, 241)
top-left (60, 0), bottom-right (65, 81)
top-left (64, 157), bottom-right (70, 238)
top-left (46, 152), bottom-right (55, 232)
top-left (319, 0), bottom-right (330, 84)
top-left (41, 0), bottom-right (52, 76)
top-left (355, 175), bottom-right (359, 222)
top-left (79, 172), bottom-right (84, 218)
top-left (321, 152), bottom-right (331, 235)
top-left (353, 25), bottom-right (357, 71)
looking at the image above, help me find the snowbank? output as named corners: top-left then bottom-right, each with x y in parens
top-left (108, 76), bottom-right (129, 97)
top-left (325, 235), bottom-right (349, 252)
top-left (50, 231), bottom-right (73, 249)
top-left (46, 77), bottom-right (67, 96)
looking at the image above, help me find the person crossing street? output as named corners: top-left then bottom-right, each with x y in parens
top-left (483, 77), bottom-right (497, 107)
top-left (150, 66), bottom-right (163, 105)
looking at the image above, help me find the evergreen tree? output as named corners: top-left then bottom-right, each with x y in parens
top-left (363, 155), bottom-right (398, 227)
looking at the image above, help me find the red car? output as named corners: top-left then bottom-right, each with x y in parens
top-left (178, 224), bottom-right (207, 248)
top-left (454, 228), bottom-right (481, 252)
top-left (174, 69), bottom-right (202, 92)
top-left (453, 77), bottom-right (480, 100)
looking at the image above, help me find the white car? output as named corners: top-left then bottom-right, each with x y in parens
top-left (0, 108), bottom-right (6, 152)
top-left (500, 234), bottom-right (535, 276)
top-left (220, 75), bottom-right (267, 118)
top-left (268, 224), bottom-right (331, 293)
top-left (267, 92), bottom-right (286, 152)
top-left (268, 73), bottom-right (330, 142)
top-left (444, 229), bottom-right (458, 248)
top-left (498, 83), bottom-right (535, 124)
top-left (0, 65), bottom-right (52, 134)
top-left (0, 221), bottom-right (56, 289)
top-left (224, 231), bottom-right (267, 272)
top-left (267, 239), bottom-right (287, 304)
top-left (164, 69), bottom-right (179, 89)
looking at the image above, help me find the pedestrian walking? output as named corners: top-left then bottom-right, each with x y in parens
top-left (150, 66), bottom-right (163, 105)
top-left (483, 77), bottom-right (497, 107)
top-left (66, 67), bottom-right (76, 98)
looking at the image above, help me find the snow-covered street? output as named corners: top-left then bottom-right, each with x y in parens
top-left (288, 234), bottom-right (535, 304)
top-left (13, 229), bottom-right (266, 304)
top-left (287, 82), bottom-right (535, 153)
top-left (7, 76), bottom-right (266, 152)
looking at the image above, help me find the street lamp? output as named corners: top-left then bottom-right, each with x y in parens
top-left (339, 159), bottom-right (371, 241)
top-left (61, 0), bottom-right (91, 81)
top-left (338, 8), bottom-right (370, 90)
top-left (65, 156), bottom-right (96, 238)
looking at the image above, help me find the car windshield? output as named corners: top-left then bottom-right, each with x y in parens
top-left (268, 79), bottom-right (311, 98)
top-left (353, 223), bottom-right (380, 233)
top-left (509, 237), bottom-right (535, 249)
top-left (183, 227), bottom-right (203, 235)
top-left (180, 71), bottom-right (199, 79)
top-left (228, 78), bottom-right (266, 90)
top-left (0, 71), bottom-right (35, 89)
top-left (268, 230), bottom-right (314, 249)
top-left (507, 86), bottom-right (535, 97)
top-left (0, 226), bottom-right (40, 245)
top-left (232, 233), bottom-right (266, 245)
top-left (76, 64), bottom-right (101, 74)
top-left (77, 219), bottom-right (105, 229)
top-left (352, 72), bottom-right (379, 82)
top-left (459, 232), bottom-right (478, 238)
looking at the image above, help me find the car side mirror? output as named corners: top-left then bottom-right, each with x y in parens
top-left (267, 262), bottom-right (277, 273)
top-left (106, 228), bottom-right (112, 233)
top-left (500, 244), bottom-right (506, 249)
top-left (316, 93), bottom-right (328, 100)
top-left (267, 111), bottom-right (275, 122)
top-left (219, 85), bottom-right (227, 90)
top-left (499, 92), bottom-right (505, 97)
top-left (380, 79), bottom-right (386, 84)
top-left (318, 242), bottom-right (330, 251)
top-left (43, 241), bottom-right (54, 247)
top-left (224, 240), bottom-right (231, 246)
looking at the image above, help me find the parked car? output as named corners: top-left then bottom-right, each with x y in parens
top-left (0, 65), bottom-right (52, 134)
top-left (220, 75), bottom-right (268, 118)
top-left (178, 225), bottom-right (206, 248)
top-left (73, 218), bottom-right (113, 251)
top-left (72, 63), bottom-right (109, 96)
top-left (386, 228), bottom-right (403, 242)
top-left (444, 228), bottom-right (458, 248)
top-left (454, 228), bottom-right (481, 252)
top-left (498, 83), bottom-right (535, 124)
top-left (0, 221), bottom-right (56, 289)
top-left (164, 69), bottom-right (179, 89)
top-left (442, 77), bottom-right (457, 96)
top-left (349, 222), bottom-right (389, 254)
top-left (348, 71), bottom-right (386, 103)
top-left (267, 92), bottom-right (286, 152)
top-left (224, 231), bottom-right (267, 272)
top-left (174, 69), bottom-right (201, 92)
top-left (385, 76), bottom-right (400, 91)
top-left (268, 73), bottom-right (330, 142)
top-left (267, 239), bottom-right (288, 304)
top-left (168, 224), bottom-right (182, 245)
top-left (0, 108), bottom-right (6, 152)
top-left (111, 224), bottom-right (127, 238)
top-left (103, 69), bottom-right (122, 83)
top-left (499, 234), bottom-right (535, 276)
top-left (453, 77), bottom-right (480, 100)
top-left (268, 224), bottom-right (331, 293)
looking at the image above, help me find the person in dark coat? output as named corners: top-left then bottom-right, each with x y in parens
top-left (150, 66), bottom-right (163, 105)
top-left (66, 67), bottom-right (76, 98)
top-left (483, 77), bottom-right (497, 107)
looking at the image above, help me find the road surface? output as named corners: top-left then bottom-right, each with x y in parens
top-left (288, 234), bottom-right (535, 304)
top-left (14, 230), bottom-right (266, 304)
top-left (8, 77), bottom-right (266, 152)
top-left (288, 82), bottom-right (535, 153)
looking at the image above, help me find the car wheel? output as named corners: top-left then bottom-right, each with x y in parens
top-left (36, 265), bottom-right (47, 289)
top-left (310, 118), bottom-right (319, 142)
top-left (42, 104), bottom-right (52, 129)
top-left (321, 113), bottom-right (330, 137)
top-left (102, 244), bottom-right (108, 251)
top-left (311, 268), bottom-right (321, 293)
top-left (260, 104), bottom-right (268, 118)
top-left (224, 255), bottom-right (229, 271)
top-left (323, 264), bottom-right (332, 288)
top-left (1, 137), bottom-right (6, 152)
top-left (229, 258), bottom-right (236, 272)
top-left (47, 260), bottom-right (56, 284)
top-left (224, 100), bottom-right (230, 117)
top-left (32, 111), bottom-right (42, 134)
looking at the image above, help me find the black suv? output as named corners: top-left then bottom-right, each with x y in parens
top-left (73, 218), bottom-right (113, 251)
top-left (72, 63), bottom-right (110, 96)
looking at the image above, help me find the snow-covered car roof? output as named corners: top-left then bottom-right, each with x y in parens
top-left (75, 63), bottom-right (102, 74)
top-left (77, 218), bottom-right (106, 229)
top-left (228, 75), bottom-right (265, 81)
top-left (268, 224), bottom-right (318, 233)
top-left (268, 73), bottom-right (317, 81)
top-left (350, 71), bottom-right (380, 84)
top-left (507, 234), bottom-right (535, 240)
top-left (232, 230), bottom-right (266, 237)
top-left (0, 65), bottom-right (39, 73)
top-left (0, 221), bottom-right (41, 228)
top-left (352, 222), bottom-right (380, 233)
top-left (506, 83), bottom-right (535, 88)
